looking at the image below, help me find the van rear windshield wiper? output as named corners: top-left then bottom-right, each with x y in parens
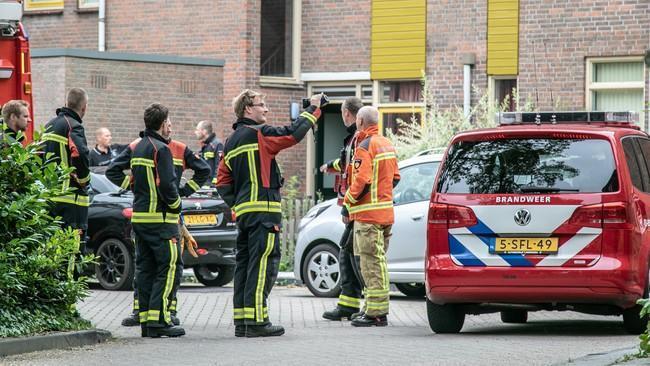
top-left (519, 186), bottom-right (579, 193)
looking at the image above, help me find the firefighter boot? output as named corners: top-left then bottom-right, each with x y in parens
top-left (121, 312), bottom-right (139, 327)
top-left (244, 323), bottom-right (285, 338)
top-left (146, 325), bottom-right (186, 338)
top-left (351, 314), bottom-right (388, 327)
top-left (235, 325), bottom-right (245, 337)
top-left (140, 324), bottom-right (148, 337)
top-left (322, 306), bottom-right (356, 321)
top-left (350, 311), bottom-right (364, 320)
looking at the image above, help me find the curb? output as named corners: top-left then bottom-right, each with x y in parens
top-left (0, 329), bottom-right (111, 357)
top-left (553, 346), bottom-right (638, 366)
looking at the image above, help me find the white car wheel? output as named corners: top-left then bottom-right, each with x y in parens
top-left (302, 243), bottom-right (341, 297)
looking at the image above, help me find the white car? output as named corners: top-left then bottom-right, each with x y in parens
top-left (293, 153), bottom-right (442, 297)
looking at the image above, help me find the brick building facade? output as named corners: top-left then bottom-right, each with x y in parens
top-left (21, 0), bottom-right (650, 195)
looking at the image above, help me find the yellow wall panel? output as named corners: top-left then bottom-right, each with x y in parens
top-left (24, 0), bottom-right (64, 10)
top-left (371, 0), bottom-right (426, 80)
top-left (487, 0), bottom-right (519, 75)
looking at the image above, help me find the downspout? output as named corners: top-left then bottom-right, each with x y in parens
top-left (98, 0), bottom-right (105, 52)
top-left (461, 53), bottom-right (476, 119)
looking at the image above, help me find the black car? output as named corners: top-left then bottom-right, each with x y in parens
top-left (87, 173), bottom-right (237, 290)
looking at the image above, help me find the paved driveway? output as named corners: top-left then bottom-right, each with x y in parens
top-left (3, 285), bottom-right (639, 366)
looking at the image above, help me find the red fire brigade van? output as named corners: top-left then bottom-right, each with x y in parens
top-left (0, 1), bottom-right (34, 141)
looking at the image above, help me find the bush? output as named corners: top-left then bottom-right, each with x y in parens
top-left (0, 132), bottom-right (92, 337)
top-left (638, 298), bottom-right (650, 356)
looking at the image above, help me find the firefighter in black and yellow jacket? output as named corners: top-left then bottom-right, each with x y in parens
top-left (106, 103), bottom-right (185, 338)
top-left (216, 90), bottom-right (322, 338)
top-left (195, 120), bottom-right (223, 186)
top-left (42, 88), bottom-right (91, 236)
top-left (116, 120), bottom-right (210, 328)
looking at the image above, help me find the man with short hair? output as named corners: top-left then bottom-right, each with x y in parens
top-left (1, 99), bottom-right (30, 143)
top-left (195, 120), bottom-right (223, 186)
top-left (107, 103), bottom-right (185, 338)
top-left (344, 106), bottom-right (400, 327)
top-left (89, 127), bottom-right (127, 167)
top-left (320, 97), bottom-right (365, 321)
top-left (42, 88), bottom-right (91, 234)
top-left (216, 89), bottom-right (322, 337)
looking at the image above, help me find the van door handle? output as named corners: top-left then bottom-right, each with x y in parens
top-left (411, 214), bottom-right (424, 221)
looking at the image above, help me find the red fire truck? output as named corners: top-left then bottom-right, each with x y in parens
top-left (0, 1), bottom-right (34, 141)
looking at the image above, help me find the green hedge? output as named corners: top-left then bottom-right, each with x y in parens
top-left (0, 133), bottom-right (92, 337)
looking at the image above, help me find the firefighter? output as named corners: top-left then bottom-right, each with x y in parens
top-left (1, 99), bottom-right (31, 143)
top-left (118, 118), bottom-right (210, 327)
top-left (106, 103), bottom-right (185, 338)
top-left (343, 106), bottom-right (400, 327)
top-left (320, 97), bottom-right (365, 321)
top-left (195, 120), bottom-right (223, 186)
top-left (216, 90), bottom-right (322, 337)
top-left (42, 88), bottom-right (91, 239)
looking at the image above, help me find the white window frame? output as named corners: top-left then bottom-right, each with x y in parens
top-left (259, 0), bottom-right (302, 87)
top-left (372, 80), bottom-right (425, 135)
top-left (488, 75), bottom-right (518, 110)
top-left (78, 0), bottom-right (99, 10)
top-left (585, 56), bottom-right (645, 111)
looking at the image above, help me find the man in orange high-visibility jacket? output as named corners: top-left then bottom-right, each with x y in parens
top-left (343, 106), bottom-right (400, 327)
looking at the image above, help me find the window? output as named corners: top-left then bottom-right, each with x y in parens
top-left (393, 162), bottom-right (440, 205)
top-left (437, 138), bottom-right (618, 194)
top-left (622, 138), bottom-right (645, 191)
top-left (78, 0), bottom-right (99, 9)
top-left (377, 80), bottom-right (423, 135)
top-left (379, 107), bottom-right (423, 136)
top-left (489, 77), bottom-right (517, 112)
top-left (24, 0), bottom-right (64, 11)
top-left (380, 80), bottom-right (422, 103)
top-left (260, 0), bottom-right (301, 82)
top-left (586, 58), bottom-right (645, 128)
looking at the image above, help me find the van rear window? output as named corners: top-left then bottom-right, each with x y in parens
top-left (436, 138), bottom-right (618, 194)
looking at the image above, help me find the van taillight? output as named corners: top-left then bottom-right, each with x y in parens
top-left (428, 203), bottom-right (477, 229)
top-left (568, 202), bottom-right (630, 229)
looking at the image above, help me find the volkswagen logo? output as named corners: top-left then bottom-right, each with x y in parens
top-left (514, 209), bottom-right (531, 226)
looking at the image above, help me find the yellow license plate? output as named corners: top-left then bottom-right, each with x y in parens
top-left (494, 237), bottom-right (559, 254)
top-left (184, 214), bottom-right (217, 226)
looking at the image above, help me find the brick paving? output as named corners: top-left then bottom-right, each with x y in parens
top-left (2, 285), bottom-right (640, 366)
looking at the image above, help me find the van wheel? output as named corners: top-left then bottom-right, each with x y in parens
top-left (500, 310), bottom-right (528, 324)
top-left (426, 298), bottom-right (464, 334)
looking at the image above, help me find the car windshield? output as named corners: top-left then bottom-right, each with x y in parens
top-left (90, 172), bottom-right (121, 194)
top-left (437, 138), bottom-right (618, 194)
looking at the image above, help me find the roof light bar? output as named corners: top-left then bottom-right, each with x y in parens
top-left (496, 111), bottom-right (639, 125)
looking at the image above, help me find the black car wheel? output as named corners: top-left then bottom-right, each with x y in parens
top-left (500, 310), bottom-right (528, 324)
top-left (395, 283), bottom-right (426, 297)
top-left (193, 264), bottom-right (235, 287)
top-left (426, 298), bottom-right (465, 334)
top-left (95, 238), bottom-right (134, 291)
top-left (302, 243), bottom-right (341, 298)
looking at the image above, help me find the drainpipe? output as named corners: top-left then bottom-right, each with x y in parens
top-left (98, 0), bottom-right (105, 52)
top-left (461, 53), bottom-right (476, 119)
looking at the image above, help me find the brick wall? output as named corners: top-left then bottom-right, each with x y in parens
top-left (22, 0), bottom-right (98, 50)
top-left (31, 56), bottom-right (223, 152)
top-left (30, 57), bottom-right (66, 128)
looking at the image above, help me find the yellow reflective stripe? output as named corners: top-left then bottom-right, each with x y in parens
top-left (169, 197), bottom-right (181, 210)
top-left (224, 143), bottom-right (258, 169)
top-left (204, 151), bottom-right (215, 159)
top-left (374, 152), bottom-right (397, 161)
top-left (42, 133), bottom-right (68, 145)
top-left (133, 299), bottom-right (139, 311)
top-left (161, 239), bottom-right (177, 324)
top-left (333, 158), bottom-right (341, 172)
top-left (234, 308), bottom-right (245, 319)
top-left (77, 174), bottom-right (90, 185)
top-left (131, 157), bottom-right (155, 168)
top-left (300, 111), bottom-right (317, 125)
top-left (187, 179), bottom-right (200, 192)
top-left (348, 201), bottom-right (393, 214)
top-left (256, 232), bottom-right (275, 322)
top-left (131, 212), bottom-right (180, 224)
top-left (51, 194), bottom-right (90, 207)
top-left (247, 150), bottom-right (258, 202)
top-left (366, 289), bottom-right (390, 296)
top-left (147, 309), bottom-right (161, 322)
top-left (139, 311), bottom-right (148, 323)
top-left (345, 190), bottom-right (358, 204)
top-left (338, 294), bottom-right (361, 308)
top-left (372, 159), bottom-right (379, 203)
top-left (120, 176), bottom-right (130, 190)
top-left (233, 201), bottom-right (282, 216)
top-left (146, 167), bottom-right (156, 213)
top-left (60, 143), bottom-right (69, 192)
top-left (173, 158), bottom-right (183, 166)
top-left (211, 177), bottom-right (217, 184)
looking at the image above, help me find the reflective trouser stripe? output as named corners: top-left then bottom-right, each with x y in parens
top-left (234, 307), bottom-right (266, 320)
top-left (131, 212), bottom-right (179, 224)
top-left (51, 194), bottom-right (90, 207)
top-left (338, 294), bottom-right (361, 309)
top-left (187, 179), bottom-right (200, 192)
top-left (147, 310), bottom-right (161, 322)
top-left (255, 232), bottom-right (275, 322)
top-left (169, 299), bottom-right (177, 312)
top-left (133, 299), bottom-right (139, 311)
top-left (161, 239), bottom-right (177, 324)
top-left (233, 201), bottom-right (282, 216)
top-left (120, 176), bottom-right (130, 190)
top-left (139, 311), bottom-right (148, 323)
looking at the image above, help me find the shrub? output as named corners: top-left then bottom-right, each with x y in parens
top-left (638, 298), bottom-right (650, 356)
top-left (0, 131), bottom-right (92, 337)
